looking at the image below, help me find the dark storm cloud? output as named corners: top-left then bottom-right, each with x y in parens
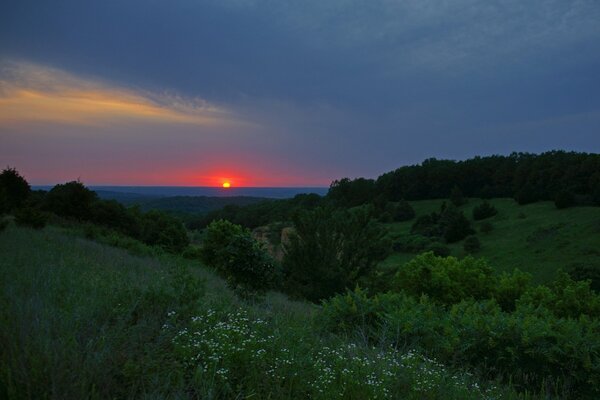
top-left (1, 0), bottom-right (599, 184)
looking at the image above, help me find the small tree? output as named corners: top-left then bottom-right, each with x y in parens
top-left (472, 201), bottom-right (498, 220)
top-left (449, 185), bottom-right (467, 207)
top-left (44, 181), bottom-right (98, 220)
top-left (201, 219), bottom-right (275, 298)
top-left (283, 207), bottom-right (390, 302)
top-left (392, 200), bottom-right (416, 222)
top-left (14, 207), bottom-right (48, 229)
top-left (463, 235), bottom-right (481, 253)
top-left (0, 167), bottom-right (31, 211)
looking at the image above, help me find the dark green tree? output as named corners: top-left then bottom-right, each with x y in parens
top-left (283, 207), bottom-right (391, 302)
top-left (0, 167), bottom-right (31, 211)
top-left (44, 181), bottom-right (98, 220)
top-left (472, 201), bottom-right (498, 220)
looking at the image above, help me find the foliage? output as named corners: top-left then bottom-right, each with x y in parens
top-left (0, 167), bottom-right (31, 212)
top-left (327, 177), bottom-right (375, 208)
top-left (554, 190), bottom-right (575, 209)
top-left (449, 185), bottom-right (467, 206)
top-left (14, 207), bottom-right (48, 229)
top-left (393, 253), bottom-right (496, 305)
top-left (494, 269), bottom-right (532, 312)
top-left (201, 219), bottom-right (275, 298)
top-left (472, 201), bottom-right (498, 220)
top-left (322, 286), bottom-right (600, 398)
top-left (44, 180), bottom-right (98, 220)
top-left (200, 219), bottom-right (245, 270)
top-left (138, 210), bottom-right (190, 253)
top-left (463, 235), bottom-right (481, 253)
top-left (518, 272), bottom-right (600, 318)
top-left (392, 199), bottom-right (416, 221)
top-left (568, 262), bottom-right (600, 292)
top-left (1, 225), bottom-right (514, 400)
top-left (283, 207), bottom-right (391, 302)
top-left (376, 151), bottom-right (600, 204)
top-left (411, 204), bottom-right (473, 243)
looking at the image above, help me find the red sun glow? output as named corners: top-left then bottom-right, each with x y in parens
top-left (222, 181), bottom-right (231, 188)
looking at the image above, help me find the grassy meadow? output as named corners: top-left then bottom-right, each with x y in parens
top-left (0, 222), bottom-right (535, 399)
top-left (381, 198), bottom-right (600, 282)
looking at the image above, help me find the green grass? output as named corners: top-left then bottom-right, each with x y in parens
top-left (382, 199), bottom-right (600, 282)
top-left (0, 223), bottom-right (529, 399)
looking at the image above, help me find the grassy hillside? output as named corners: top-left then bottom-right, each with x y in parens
top-left (382, 198), bottom-right (600, 282)
top-left (0, 223), bottom-right (526, 399)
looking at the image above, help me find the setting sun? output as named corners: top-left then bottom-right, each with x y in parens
top-left (222, 181), bottom-right (231, 188)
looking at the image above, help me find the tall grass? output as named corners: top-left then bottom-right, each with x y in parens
top-left (1, 224), bottom-right (530, 399)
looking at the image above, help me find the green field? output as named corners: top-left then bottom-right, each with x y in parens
top-left (1, 222), bottom-right (536, 399)
top-left (381, 198), bottom-right (600, 282)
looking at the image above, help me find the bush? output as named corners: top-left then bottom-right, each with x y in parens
top-left (392, 200), bottom-right (415, 222)
top-left (479, 221), bottom-right (493, 234)
top-left (0, 167), bottom-right (31, 211)
top-left (14, 207), bottom-right (48, 229)
top-left (139, 210), bottom-right (189, 253)
top-left (200, 219), bottom-right (245, 270)
top-left (321, 288), bottom-right (600, 398)
top-left (393, 252), bottom-right (495, 305)
top-left (568, 262), bottom-right (600, 292)
top-left (449, 185), bottom-right (467, 207)
top-left (554, 190), bottom-right (575, 209)
top-left (494, 269), bottom-right (532, 311)
top-left (472, 201), bottom-right (497, 220)
top-left (439, 207), bottom-right (473, 243)
top-left (392, 234), bottom-right (434, 253)
top-left (518, 272), bottom-right (600, 319)
top-left (44, 181), bottom-right (98, 220)
top-left (425, 243), bottom-right (451, 257)
top-left (283, 207), bottom-right (391, 302)
top-left (463, 235), bottom-right (481, 253)
top-left (201, 219), bottom-right (275, 298)
top-left (221, 232), bottom-right (276, 298)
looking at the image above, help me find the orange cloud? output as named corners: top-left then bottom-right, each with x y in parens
top-left (0, 61), bottom-right (247, 127)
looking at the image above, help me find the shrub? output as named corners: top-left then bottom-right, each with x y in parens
top-left (201, 219), bottom-right (275, 298)
top-left (472, 201), bottom-right (497, 220)
top-left (568, 262), bottom-right (600, 292)
top-left (494, 269), bottom-right (532, 311)
top-left (393, 252), bottom-right (495, 305)
top-left (221, 232), bottom-right (276, 298)
top-left (518, 272), bottom-right (600, 319)
top-left (283, 207), bottom-right (391, 302)
top-left (138, 210), bottom-right (189, 253)
top-left (449, 185), bottom-right (467, 207)
top-left (554, 190), bottom-right (575, 209)
top-left (392, 200), bottom-right (415, 222)
top-left (0, 167), bottom-right (31, 211)
top-left (463, 235), bottom-right (481, 253)
top-left (14, 207), bottom-right (48, 229)
top-left (438, 207), bottom-right (473, 243)
top-left (200, 219), bottom-right (245, 270)
top-left (479, 221), bottom-right (493, 234)
top-left (425, 243), bottom-right (451, 257)
top-left (392, 234), bottom-right (434, 253)
top-left (44, 181), bottom-right (98, 220)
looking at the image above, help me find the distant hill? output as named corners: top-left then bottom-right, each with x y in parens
top-left (95, 190), bottom-right (269, 214)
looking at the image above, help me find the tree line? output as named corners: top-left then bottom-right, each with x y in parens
top-left (0, 167), bottom-right (189, 253)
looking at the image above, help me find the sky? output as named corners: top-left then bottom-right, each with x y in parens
top-left (1, 0), bottom-right (599, 187)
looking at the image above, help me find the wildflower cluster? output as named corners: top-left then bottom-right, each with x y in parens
top-left (167, 307), bottom-right (503, 399)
